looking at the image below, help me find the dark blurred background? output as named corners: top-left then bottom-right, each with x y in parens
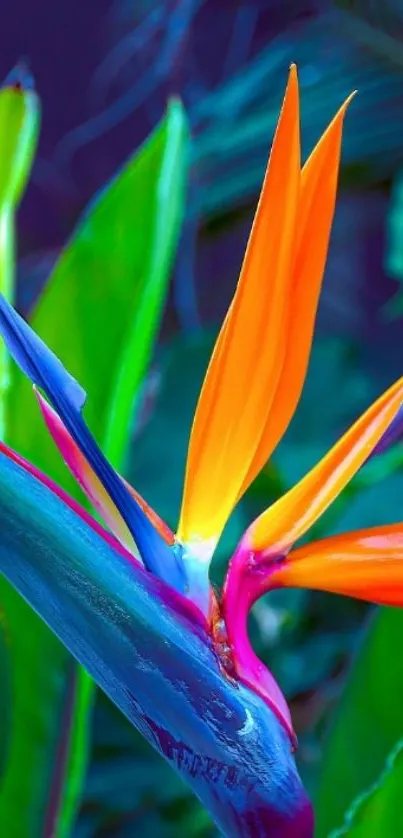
top-left (3, 1), bottom-right (403, 835)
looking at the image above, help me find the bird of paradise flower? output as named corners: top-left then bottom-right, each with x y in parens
top-left (0, 65), bottom-right (402, 838)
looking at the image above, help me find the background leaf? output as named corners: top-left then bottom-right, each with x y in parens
top-left (192, 9), bottom-right (403, 219)
top-left (0, 68), bottom-right (39, 433)
top-left (331, 740), bottom-right (403, 837)
top-left (314, 608), bottom-right (403, 837)
top-left (0, 100), bottom-right (188, 838)
top-left (0, 607), bottom-right (11, 783)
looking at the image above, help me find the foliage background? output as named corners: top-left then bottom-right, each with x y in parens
top-left (2, 1), bottom-right (403, 836)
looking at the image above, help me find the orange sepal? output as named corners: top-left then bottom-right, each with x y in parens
top-left (249, 377), bottom-right (403, 556)
top-left (238, 92), bottom-right (355, 496)
top-left (270, 525), bottom-right (403, 606)
top-left (179, 68), bottom-right (354, 552)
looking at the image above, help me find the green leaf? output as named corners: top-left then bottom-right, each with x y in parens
top-left (332, 740), bottom-right (403, 837)
top-left (314, 608), bottom-right (403, 837)
top-left (0, 607), bottom-right (11, 783)
top-left (0, 69), bottom-right (39, 210)
top-left (0, 68), bottom-right (40, 434)
top-left (0, 100), bottom-right (188, 837)
top-left (0, 62), bottom-right (39, 807)
top-left (13, 97), bottom-right (188, 475)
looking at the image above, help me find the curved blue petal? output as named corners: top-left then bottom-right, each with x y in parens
top-left (0, 294), bottom-right (185, 591)
top-left (0, 451), bottom-right (313, 838)
top-left (0, 293), bottom-right (86, 409)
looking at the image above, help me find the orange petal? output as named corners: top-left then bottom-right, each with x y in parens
top-left (271, 525), bottom-right (403, 606)
top-left (178, 65), bottom-right (301, 547)
top-left (249, 377), bottom-right (403, 555)
top-left (237, 93), bottom-right (355, 497)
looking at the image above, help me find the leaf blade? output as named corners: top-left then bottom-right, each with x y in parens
top-left (332, 740), bottom-right (403, 837)
top-left (315, 608), bottom-right (403, 837)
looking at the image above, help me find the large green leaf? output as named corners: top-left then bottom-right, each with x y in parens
top-left (0, 63), bottom-right (39, 799)
top-left (332, 740), bottom-right (403, 837)
top-left (0, 99), bottom-right (188, 837)
top-left (314, 608), bottom-right (403, 837)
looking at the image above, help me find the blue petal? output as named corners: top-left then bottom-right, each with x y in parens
top-left (0, 295), bottom-right (86, 408)
top-left (0, 450), bottom-right (313, 838)
top-left (0, 295), bottom-right (185, 591)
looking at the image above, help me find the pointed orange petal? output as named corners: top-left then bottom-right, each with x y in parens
top-left (248, 377), bottom-right (403, 555)
top-left (178, 65), bottom-right (301, 547)
top-left (237, 93), bottom-right (355, 497)
top-left (271, 525), bottom-right (403, 606)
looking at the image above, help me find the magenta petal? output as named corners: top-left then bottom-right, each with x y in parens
top-left (36, 390), bottom-right (139, 557)
top-left (223, 544), bottom-right (294, 744)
